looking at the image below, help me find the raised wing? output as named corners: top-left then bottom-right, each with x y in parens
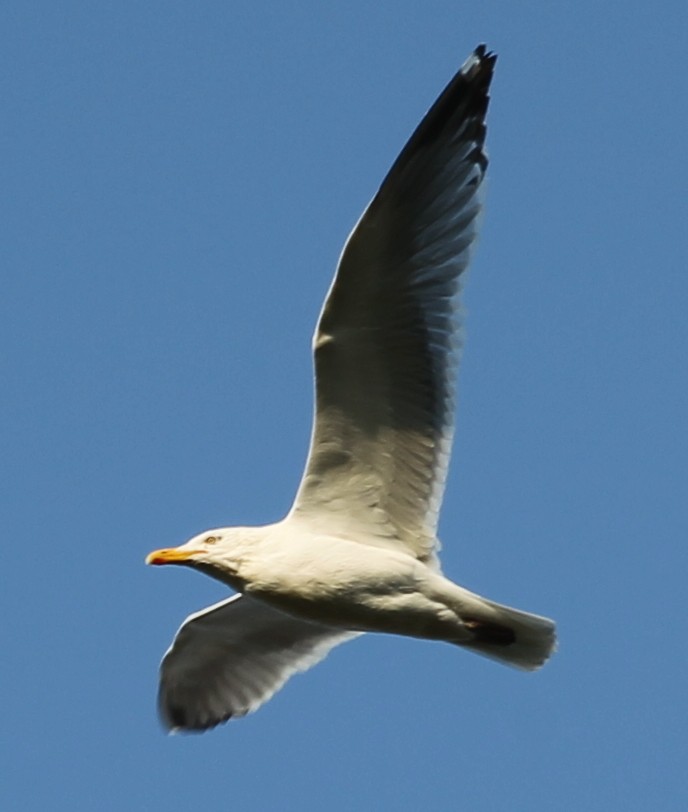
top-left (290, 47), bottom-right (496, 560)
top-left (158, 594), bottom-right (358, 732)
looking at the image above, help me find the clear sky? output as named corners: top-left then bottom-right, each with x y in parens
top-left (2, 2), bottom-right (687, 810)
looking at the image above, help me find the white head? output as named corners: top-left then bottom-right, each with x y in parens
top-left (146, 529), bottom-right (245, 588)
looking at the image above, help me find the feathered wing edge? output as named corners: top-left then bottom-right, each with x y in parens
top-left (157, 595), bottom-right (359, 732)
top-left (290, 47), bottom-right (496, 557)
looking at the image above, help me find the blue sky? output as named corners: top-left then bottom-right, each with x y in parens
top-left (2, 2), bottom-right (687, 810)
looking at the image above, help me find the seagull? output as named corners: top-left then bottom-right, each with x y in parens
top-left (146, 45), bottom-right (556, 733)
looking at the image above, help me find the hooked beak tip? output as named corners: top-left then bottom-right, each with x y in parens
top-left (146, 548), bottom-right (199, 566)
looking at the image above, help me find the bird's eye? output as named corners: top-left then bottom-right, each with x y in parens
top-left (205, 535), bottom-right (219, 545)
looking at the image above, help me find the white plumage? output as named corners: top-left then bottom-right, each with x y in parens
top-left (147, 46), bottom-right (556, 733)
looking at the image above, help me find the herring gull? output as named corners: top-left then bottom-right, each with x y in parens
top-left (146, 45), bottom-right (556, 733)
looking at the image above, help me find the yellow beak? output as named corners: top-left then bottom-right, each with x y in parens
top-left (145, 547), bottom-right (202, 566)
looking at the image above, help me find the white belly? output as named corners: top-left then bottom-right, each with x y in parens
top-left (243, 535), bottom-right (471, 642)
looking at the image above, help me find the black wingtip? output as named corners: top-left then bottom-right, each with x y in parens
top-left (159, 698), bottom-right (236, 734)
top-left (370, 44), bottom-right (497, 212)
top-left (473, 43), bottom-right (496, 61)
top-left (158, 684), bottom-right (249, 734)
top-left (461, 44), bottom-right (497, 80)
top-left (472, 43), bottom-right (495, 59)
top-left (403, 44), bottom-right (496, 160)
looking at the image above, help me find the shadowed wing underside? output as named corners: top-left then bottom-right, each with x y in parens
top-left (291, 47), bottom-right (496, 560)
top-left (159, 595), bottom-right (358, 731)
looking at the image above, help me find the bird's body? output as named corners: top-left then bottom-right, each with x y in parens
top-left (179, 523), bottom-right (552, 656)
top-left (147, 45), bottom-right (556, 733)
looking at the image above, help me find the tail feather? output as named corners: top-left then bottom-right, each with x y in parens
top-left (459, 597), bottom-right (557, 671)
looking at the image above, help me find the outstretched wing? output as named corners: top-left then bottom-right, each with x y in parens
top-left (158, 594), bottom-right (358, 732)
top-left (290, 47), bottom-right (496, 560)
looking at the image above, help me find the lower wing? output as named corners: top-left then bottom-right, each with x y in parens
top-left (158, 593), bottom-right (359, 732)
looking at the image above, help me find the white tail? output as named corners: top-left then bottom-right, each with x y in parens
top-left (456, 595), bottom-right (557, 671)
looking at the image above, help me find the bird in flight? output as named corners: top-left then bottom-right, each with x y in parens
top-left (147, 45), bottom-right (556, 733)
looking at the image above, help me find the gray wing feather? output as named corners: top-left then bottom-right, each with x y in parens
top-left (291, 47), bottom-right (496, 560)
top-left (158, 595), bottom-right (358, 732)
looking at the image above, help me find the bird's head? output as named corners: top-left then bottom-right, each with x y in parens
top-left (146, 529), bottom-right (244, 588)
